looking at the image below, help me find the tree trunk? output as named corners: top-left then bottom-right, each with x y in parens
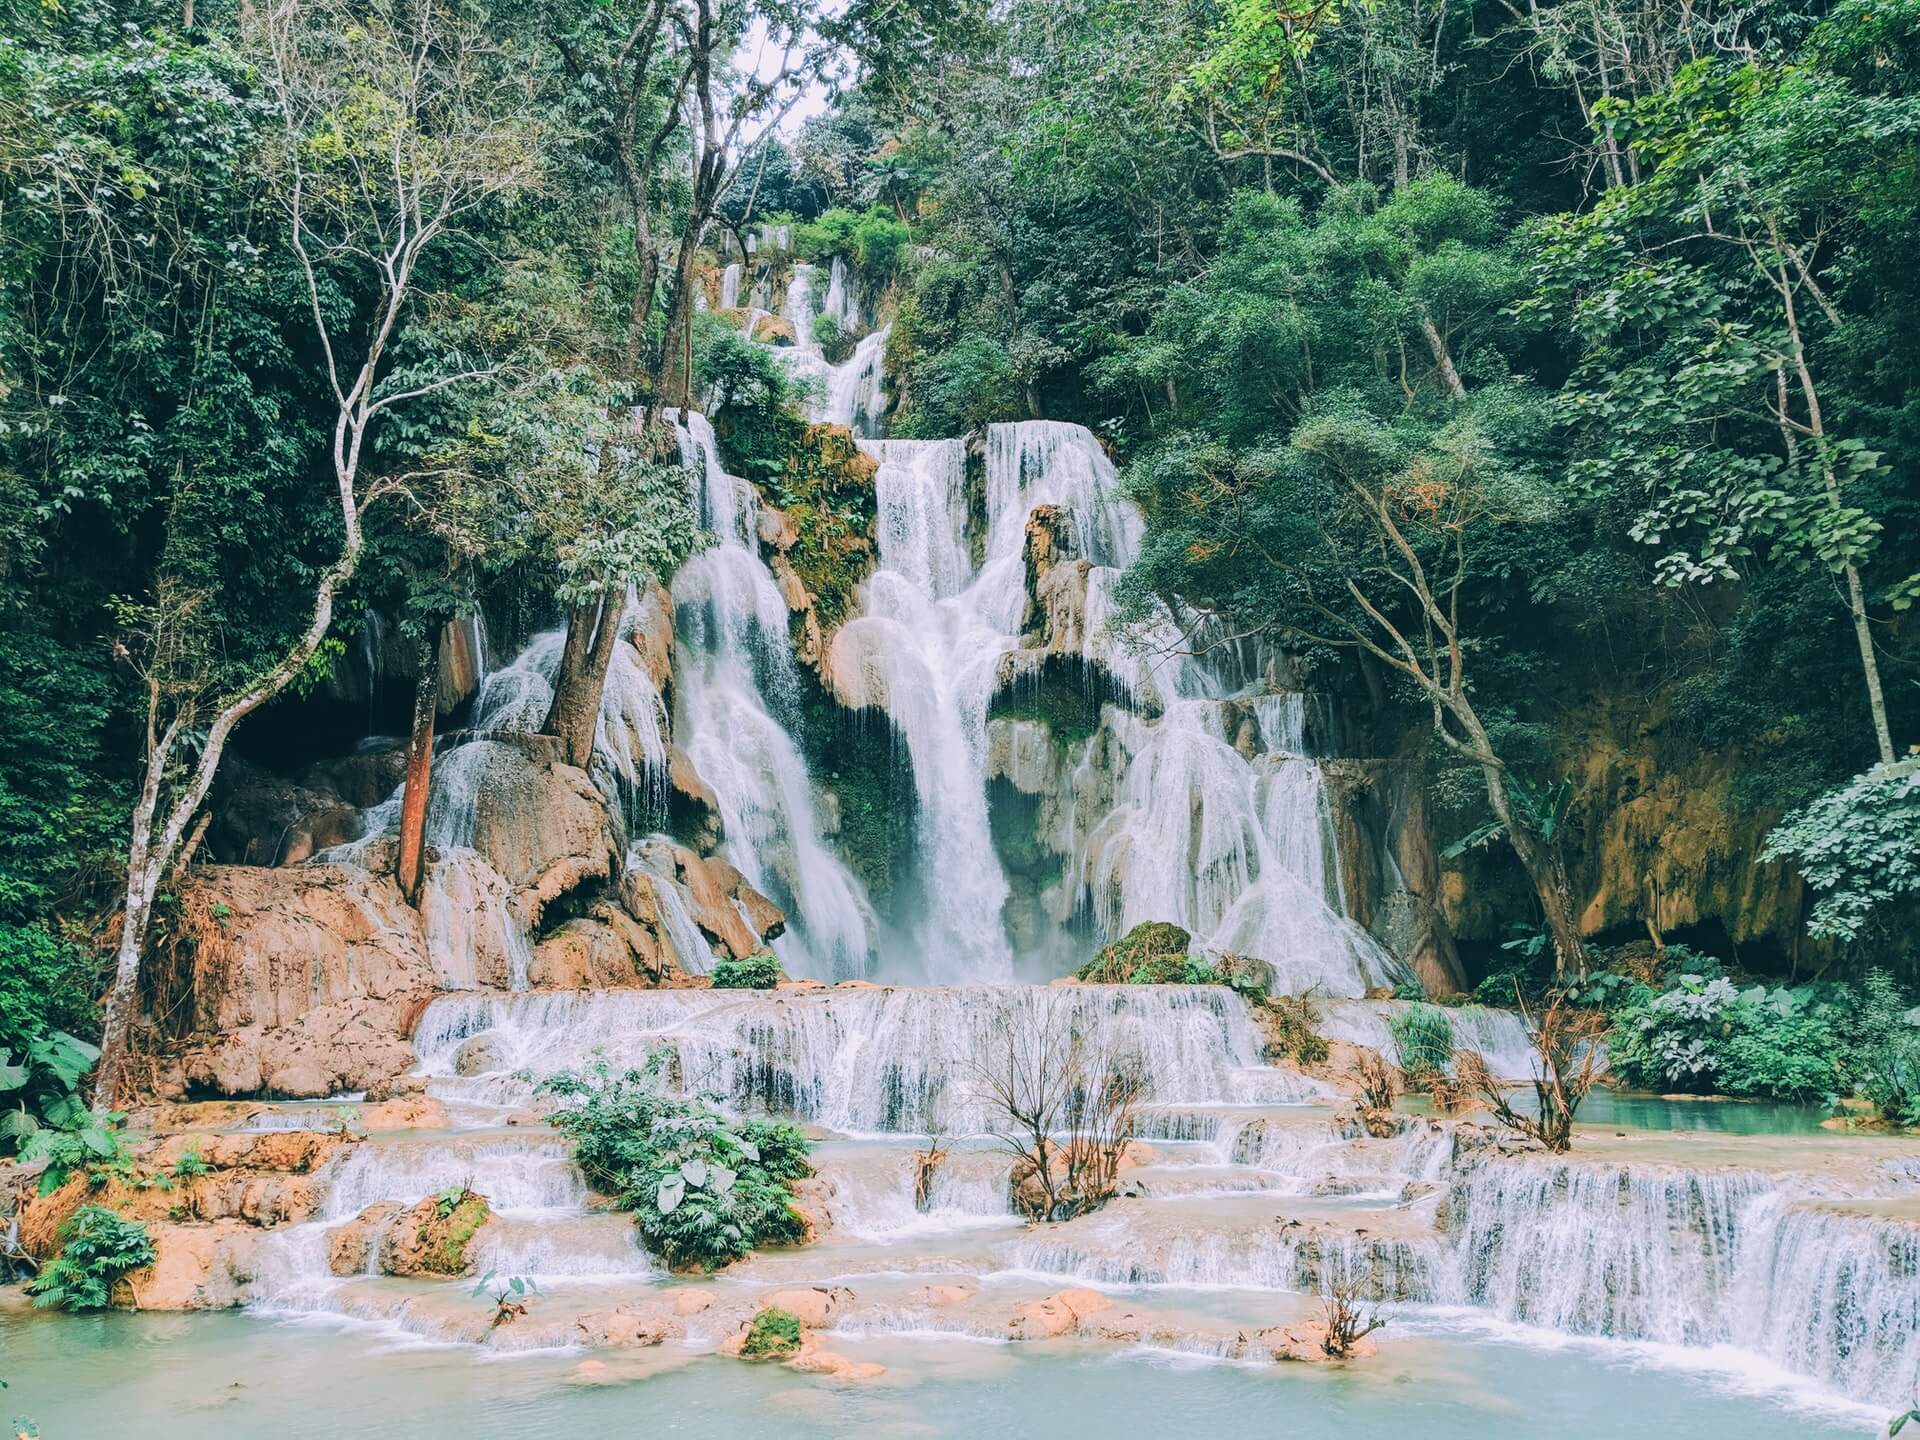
top-left (1418, 316), bottom-right (1467, 400)
top-left (541, 592), bottom-right (623, 769)
top-left (396, 629), bottom-right (440, 906)
top-left (1483, 766), bottom-right (1590, 981)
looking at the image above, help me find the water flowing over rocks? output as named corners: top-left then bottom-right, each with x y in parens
top-left (77, 262), bottom-right (1920, 1428)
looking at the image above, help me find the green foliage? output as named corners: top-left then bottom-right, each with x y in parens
top-left (416, 1189), bottom-right (489, 1275)
top-left (20, 1114), bottom-right (132, 1196)
top-left (537, 1059), bottom-right (813, 1271)
top-left (1262, 994), bottom-right (1331, 1066)
top-left (0, 1028), bottom-right (102, 1151)
top-left (710, 952), bottom-right (784, 990)
top-left (740, 1306), bottom-right (804, 1358)
top-left (1761, 762), bottom-right (1920, 942)
top-left (1076, 922), bottom-right (1194, 983)
top-left (697, 316), bottom-right (812, 485)
top-left (768, 426), bottom-right (879, 631)
top-left (172, 1144), bottom-right (210, 1183)
top-left (793, 206), bottom-right (910, 276)
top-left (27, 1206), bottom-right (154, 1311)
top-left (1388, 1005), bottom-right (1455, 1083)
top-left (1608, 965), bottom-right (1920, 1102)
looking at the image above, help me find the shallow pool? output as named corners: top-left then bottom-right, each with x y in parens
top-left (0, 1305), bottom-right (1880, 1439)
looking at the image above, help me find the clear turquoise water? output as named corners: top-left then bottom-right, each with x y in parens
top-left (0, 1306), bottom-right (1876, 1439)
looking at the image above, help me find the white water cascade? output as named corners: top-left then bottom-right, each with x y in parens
top-left (670, 412), bottom-right (877, 980)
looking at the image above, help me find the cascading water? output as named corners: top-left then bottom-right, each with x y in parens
top-left (669, 412), bottom-right (877, 980)
top-left (412, 984), bottom-right (1332, 1133)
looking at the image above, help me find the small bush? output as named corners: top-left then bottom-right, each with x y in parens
top-left (1076, 922), bottom-right (1193, 984)
top-left (28, 1205), bottom-right (154, 1310)
top-left (740, 1306), bottom-right (803, 1358)
top-left (711, 952), bottom-right (783, 990)
top-left (1388, 1005), bottom-right (1455, 1085)
top-left (538, 1059), bottom-right (813, 1271)
top-left (1263, 995), bottom-right (1330, 1066)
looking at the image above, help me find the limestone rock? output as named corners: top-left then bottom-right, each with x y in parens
top-left (1008, 1288), bottom-right (1113, 1340)
top-left (576, 1303), bottom-right (684, 1348)
top-left (159, 863), bottom-right (437, 1100)
top-left (668, 747), bottom-right (725, 851)
top-left (787, 1336), bottom-right (885, 1381)
top-left (329, 1203), bottom-right (401, 1276)
top-left (378, 1191), bottom-right (492, 1278)
top-left (758, 1285), bottom-right (852, 1329)
top-left (118, 1221), bottom-right (261, 1310)
top-left (452, 1036), bottom-right (503, 1077)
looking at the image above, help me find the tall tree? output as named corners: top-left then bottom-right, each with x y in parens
top-left (92, 0), bottom-right (543, 1106)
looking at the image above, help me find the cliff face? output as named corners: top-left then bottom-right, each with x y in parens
top-left (1428, 693), bottom-right (1809, 969)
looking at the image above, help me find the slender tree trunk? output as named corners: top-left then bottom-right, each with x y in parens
top-left (1777, 273), bottom-right (1897, 765)
top-left (541, 592), bottom-right (624, 769)
top-left (1419, 316), bottom-right (1467, 400)
top-left (396, 629), bottom-right (440, 906)
top-left (1482, 765), bottom-right (1589, 981)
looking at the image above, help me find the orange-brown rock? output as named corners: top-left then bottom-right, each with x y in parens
top-left (758, 1285), bottom-right (852, 1329)
top-left (1008, 1288), bottom-right (1114, 1340)
top-left (117, 1221), bottom-right (261, 1310)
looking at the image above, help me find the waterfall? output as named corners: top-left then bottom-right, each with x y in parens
top-left (823, 254), bottom-right (861, 331)
top-left (670, 413), bottom-right (877, 980)
top-left (719, 261), bottom-right (741, 310)
top-left (773, 262), bottom-right (891, 434)
top-left (412, 984), bottom-right (1330, 1133)
top-left (827, 438), bottom-right (1017, 981)
top-left (627, 836), bottom-right (719, 975)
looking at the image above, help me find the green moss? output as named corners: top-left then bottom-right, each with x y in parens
top-left (741, 1306), bottom-right (804, 1358)
top-left (416, 1191), bottom-right (490, 1275)
top-left (775, 425), bottom-right (878, 632)
top-left (1076, 921), bottom-right (1193, 983)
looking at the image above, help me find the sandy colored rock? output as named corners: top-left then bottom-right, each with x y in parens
top-left (119, 1221), bottom-right (260, 1310)
top-left (1008, 1288), bottom-right (1114, 1340)
top-left (359, 1096), bottom-right (449, 1131)
top-left (577, 1303), bottom-right (683, 1348)
top-left (328, 1203), bottom-right (400, 1276)
top-left (921, 1282), bottom-right (975, 1307)
top-left (787, 1335), bottom-right (885, 1380)
top-left (379, 1191), bottom-right (492, 1278)
top-left (759, 1285), bottom-right (852, 1329)
top-left (1253, 1321), bottom-right (1379, 1363)
top-left (672, 1289), bottom-right (714, 1316)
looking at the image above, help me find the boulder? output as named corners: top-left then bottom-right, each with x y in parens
top-left (378, 1191), bottom-right (492, 1278)
top-left (452, 1036), bottom-right (504, 1078)
top-left (676, 849), bottom-right (764, 960)
top-left (328, 1203), bottom-right (401, 1276)
top-left (576, 1303), bottom-right (684, 1348)
top-left (758, 1285), bottom-right (852, 1329)
top-left (118, 1221), bottom-right (261, 1310)
top-left (1008, 1288), bottom-right (1113, 1340)
top-left (1252, 1320), bottom-right (1379, 1363)
top-left (786, 1336), bottom-right (885, 1381)
top-left (431, 738), bottom-right (613, 904)
top-left (921, 1282), bottom-right (975, 1307)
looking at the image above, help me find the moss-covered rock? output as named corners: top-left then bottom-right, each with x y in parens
top-left (1076, 922), bottom-right (1193, 983)
top-left (740, 1306), bottom-right (804, 1358)
top-left (774, 424), bottom-right (878, 634)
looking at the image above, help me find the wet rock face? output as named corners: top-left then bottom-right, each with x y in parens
top-left (154, 862), bottom-right (436, 1101)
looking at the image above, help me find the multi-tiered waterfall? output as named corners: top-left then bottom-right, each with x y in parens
top-left (166, 242), bottom-right (1920, 1431)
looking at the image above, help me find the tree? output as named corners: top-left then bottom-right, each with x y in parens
top-left (1539, 55), bottom-right (1920, 766)
top-left (92, 0), bottom-right (543, 1107)
top-left (539, 0), bottom-right (830, 765)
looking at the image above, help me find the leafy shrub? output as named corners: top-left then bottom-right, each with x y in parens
top-left (19, 1112), bottom-right (130, 1194)
top-left (710, 952), bottom-right (783, 990)
top-left (538, 1059), bottom-right (812, 1270)
top-left (1859, 1041), bottom-right (1920, 1130)
top-left (0, 1028), bottom-right (102, 1151)
top-left (792, 206), bottom-right (909, 276)
top-left (740, 1306), bottom-right (803, 1358)
top-left (1762, 762), bottom-right (1920, 942)
top-left (28, 1205), bottom-right (154, 1310)
top-left (1389, 1005), bottom-right (1455, 1084)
